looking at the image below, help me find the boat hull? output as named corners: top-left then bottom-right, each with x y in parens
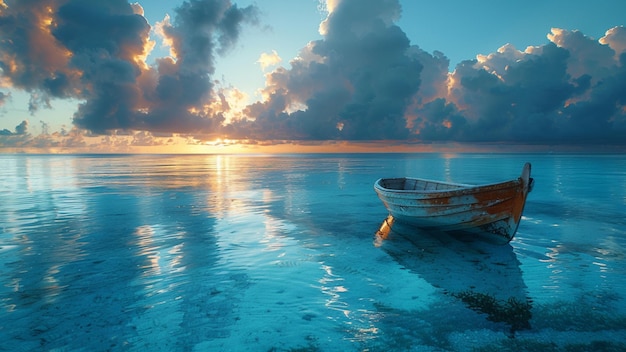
top-left (374, 163), bottom-right (533, 244)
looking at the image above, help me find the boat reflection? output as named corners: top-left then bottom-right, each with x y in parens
top-left (375, 215), bottom-right (532, 336)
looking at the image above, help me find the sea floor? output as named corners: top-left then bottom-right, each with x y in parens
top-left (1, 153), bottom-right (625, 351)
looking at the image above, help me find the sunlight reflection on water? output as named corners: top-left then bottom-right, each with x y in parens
top-left (1, 153), bottom-right (625, 351)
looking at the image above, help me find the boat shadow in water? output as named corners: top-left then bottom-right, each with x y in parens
top-left (375, 215), bottom-right (532, 336)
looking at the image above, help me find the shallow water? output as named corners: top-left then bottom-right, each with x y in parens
top-left (1, 153), bottom-right (625, 351)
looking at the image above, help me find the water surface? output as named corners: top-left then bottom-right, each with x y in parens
top-left (1, 153), bottom-right (625, 351)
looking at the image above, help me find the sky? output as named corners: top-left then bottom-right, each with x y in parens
top-left (1, 0), bottom-right (625, 153)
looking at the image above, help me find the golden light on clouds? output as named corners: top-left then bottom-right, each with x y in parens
top-left (547, 28), bottom-right (566, 47)
top-left (1, 0), bottom-right (625, 151)
top-left (3, 126), bottom-right (600, 154)
top-left (257, 50), bottom-right (282, 71)
top-left (154, 14), bottom-right (178, 60)
top-left (0, 55), bottom-right (17, 77)
top-left (318, 0), bottom-right (341, 36)
top-left (130, 2), bottom-right (145, 16)
top-left (600, 26), bottom-right (626, 58)
top-left (445, 72), bottom-right (461, 106)
top-left (325, 0), bottom-right (341, 13)
top-left (30, 6), bottom-right (73, 74)
top-left (220, 87), bottom-right (249, 123)
top-left (133, 33), bottom-right (155, 71)
top-left (202, 86), bottom-right (250, 124)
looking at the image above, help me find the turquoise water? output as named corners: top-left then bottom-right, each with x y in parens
top-left (1, 153), bottom-right (625, 351)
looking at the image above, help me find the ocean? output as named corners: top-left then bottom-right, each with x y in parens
top-left (1, 153), bottom-right (625, 351)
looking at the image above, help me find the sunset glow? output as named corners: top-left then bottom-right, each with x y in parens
top-left (2, 3), bottom-right (626, 350)
top-left (1, 0), bottom-right (625, 153)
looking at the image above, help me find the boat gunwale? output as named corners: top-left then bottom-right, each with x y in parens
top-left (374, 177), bottom-right (523, 199)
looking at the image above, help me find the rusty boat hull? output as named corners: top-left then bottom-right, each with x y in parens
top-left (374, 163), bottom-right (533, 244)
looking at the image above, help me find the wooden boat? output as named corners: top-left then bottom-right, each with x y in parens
top-left (374, 163), bottom-right (534, 244)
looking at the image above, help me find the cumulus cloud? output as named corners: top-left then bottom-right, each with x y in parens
top-left (600, 26), bottom-right (626, 58)
top-left (414, 27), bottom-right (626, 144)
top-left (233, 0), bottom-right (422, 140)
top-left (1, 0), bottom-right (625, 147)
top-left (230, 0), bottom-right (626, 145)
top-left (15, 120), bottom-right (28, 134)
top-left (70, 0), bottom-right (258, 134)
top-left (257, 50), bottom-right (282, 71)
top-left (0, 0), bottom-right (258, 135)
top-left (0, 0), bottom-right (79, 113)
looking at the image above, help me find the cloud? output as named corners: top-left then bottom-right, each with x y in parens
top-left (67, 0), bottom-right (258, 134)
top-left (0, 0), bottom-right (79, 111)
top-left (418, 27), bottom-right (626, 144)
top-left (232, 1), bottom-right (625, 145)
top-left (600, 26), bottom-right (626, 58)
top-left (0, 91), bottom-right (9, 106)
top-left (1, 0), bottom-right (625, 147)
top-left (15, 120), bottom-right (28, 134)
top-left (0, 132), bottom-right (32, 151)
top-left (0, 0), bottom-right (258, 135)
top-left (257, 50), bottom-right (282, 71)
top-left (547, 28), bottom-right (616, 85)
top-left (233, 0), bottom-right (421, 140)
